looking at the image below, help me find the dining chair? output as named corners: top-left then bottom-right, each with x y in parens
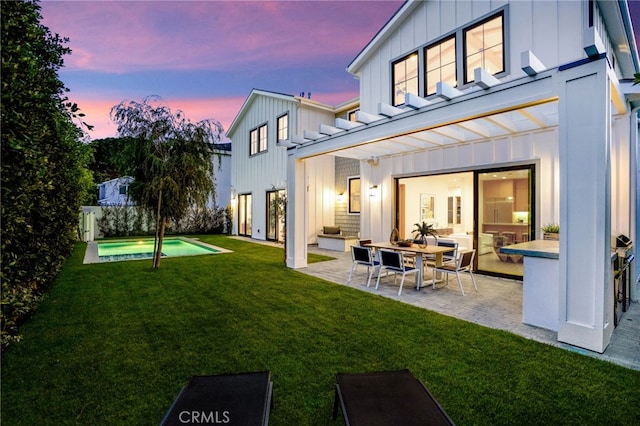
top-left (431, 249), bottom-right (477, 296)
top-left (375, 249), bottom-right (418, 296)
top-left (347, 245), bottom-right (380, 288)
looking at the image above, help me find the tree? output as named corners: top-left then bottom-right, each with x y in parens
top-left (1, 0), bottom-right (93, 348)
top-left (87, 137), bottom-right (136, 183)
top-left (110, 96), bottom-right (224, 268)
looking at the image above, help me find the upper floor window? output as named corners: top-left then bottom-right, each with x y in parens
top-left (277, 113), bottom-right (288, 142)
top-left (259, 124), bottom-right (267, 152)
top-left (119, 185), bottom-right (128, 195)
top-left (392, 52), bottom-right (418, 106)
top-left (250, 123), bottom-right (268, 156)
top-left (348, 109), bottom-right (359, 122)
top-left (425, 36), bottom-right (456, 96)
top-left (464, 12), bottom-right (504, 84)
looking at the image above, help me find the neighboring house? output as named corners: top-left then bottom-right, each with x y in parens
top-left (97, 177), bottom-right (134, 206)
top-left (210, 142), bottom-right (233, 208)
top-left (282, 0), bottom-right (639, 353)
top-left (96, 143), bottom-right (232, 209)
top-left (227, 89), bottom-right (361, 243)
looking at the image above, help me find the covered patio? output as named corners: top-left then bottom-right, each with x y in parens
top-left (300, 243), bottom-right (640, 371)
top-left (284, 54), bottom-right (637, 354)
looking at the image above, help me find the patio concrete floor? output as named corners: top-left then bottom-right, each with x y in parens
top-left (233, 237), bottom-right (639, 370)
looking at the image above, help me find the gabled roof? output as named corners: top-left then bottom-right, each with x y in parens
top-left (226, 89), bottom-right (295, 136)
top-left (226, 88), bottom-right (352, 137)
top-left (347, 0), bottom-right (416, 76)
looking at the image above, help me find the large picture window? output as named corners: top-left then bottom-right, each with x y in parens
top-left (425, 36), bottom-right (456, 96)
top-left (392, 52), bottom-right (418, 106)
top-left (348, 176), bottom-right (361, 214)
top-left (464, 13), bottom-right (504, 84)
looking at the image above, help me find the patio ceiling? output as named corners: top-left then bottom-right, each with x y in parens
top-left (328, 100), bottom-right (559, 161)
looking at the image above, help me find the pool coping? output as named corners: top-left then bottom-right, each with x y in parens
top-left (83, 236), bottom-right (232, 264)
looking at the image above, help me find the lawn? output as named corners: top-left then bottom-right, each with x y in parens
top-left (2, 235), bottom-right (639, 425)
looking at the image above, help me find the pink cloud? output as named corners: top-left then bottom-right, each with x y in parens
top-left (74, 95), bottom-right (247, 141)
top-left (41, 1), bottom-right (402, 73)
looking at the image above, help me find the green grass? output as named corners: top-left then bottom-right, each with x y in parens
top-left (2, 235), bottom-right (639, 425)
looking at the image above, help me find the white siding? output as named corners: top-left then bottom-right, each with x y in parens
top-left (229, 93), bottom-right (337, 240)
top-left (355, 0), bottom-right (590, 114)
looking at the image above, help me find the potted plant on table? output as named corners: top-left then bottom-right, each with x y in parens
top-left (412, 221), bottom-right (438, 248)
top-left (542, 223), bottom-right (559, 240)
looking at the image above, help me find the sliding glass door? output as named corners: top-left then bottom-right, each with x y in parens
top-left (475, 166), bottom-right (534, 277)
top-left (395, 165), bottom-right (535, 279)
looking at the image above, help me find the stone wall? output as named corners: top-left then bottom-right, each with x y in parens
top-left (334, 157), bottom-right (360, 237)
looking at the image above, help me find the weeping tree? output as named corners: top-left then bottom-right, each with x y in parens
top-left (110, 96), bottom-right (224, 268)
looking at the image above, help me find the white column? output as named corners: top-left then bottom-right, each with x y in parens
top-left (557, 59), bottom-right (613, 353)
top-left (286, 152), bottom-right (308, 268)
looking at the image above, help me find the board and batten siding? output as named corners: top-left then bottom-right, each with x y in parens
top-left (229, 92), bottom-right (340, 241)
top-left (355, 0), bottom-right (587, 114)
top-left (229, 94), bottom-right (294, 239)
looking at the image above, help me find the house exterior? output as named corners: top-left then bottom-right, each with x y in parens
top-left (283, 0), bottom-right (639, 353)
top-left (227, 89), bottom-right (361, 243)
top-left (97, 176), bottom-right (134, 206)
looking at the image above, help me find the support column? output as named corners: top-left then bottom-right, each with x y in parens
top-left (286, 151), bottom-right (307, 268)
top-left (557, 59), bottom-right (613, 353)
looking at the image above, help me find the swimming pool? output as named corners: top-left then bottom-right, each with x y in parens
top-left (84, 237), bottom-right (231, 263)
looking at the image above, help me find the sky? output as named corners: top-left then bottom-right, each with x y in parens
top-left (40, 0), bottom-right (405, 140)
top-left (40, 0), bottom-right (639, 141)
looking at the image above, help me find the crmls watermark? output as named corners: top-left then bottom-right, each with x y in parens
top-left (178, 410), bottom-right (230, 424)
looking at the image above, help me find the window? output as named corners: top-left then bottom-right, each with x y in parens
top-left (392, 52), bottom-right (418, 106)
top-left (249, 123), bottom-right (268, 156)
top-left (348, 176), bottom-right (361, 214)
top-left (464, 13), bottom-right (504, 84)
top-left (348, 109), bottom-right (359, 122)
top-left (277, 113), bottom-right (288, 142)
top-left (425, 36), bottom-right (456, 96)
top-left (258, 124), bottom-right (267, 152)
top-left (119, 185), bottom-right (128, 195)
top-left (249, 128), bottom-right (258, 155)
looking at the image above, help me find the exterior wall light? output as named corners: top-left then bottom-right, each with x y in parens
top-left (369, 185), bottom-right (378, 197)
top-left (336, 192), bottom-right (346, 203)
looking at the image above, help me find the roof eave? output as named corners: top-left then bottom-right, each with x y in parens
top-left (347, 0), bottom-right (417, 76)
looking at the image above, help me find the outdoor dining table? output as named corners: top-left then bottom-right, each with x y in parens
top-left (365, 242), bottom-right (454, 290)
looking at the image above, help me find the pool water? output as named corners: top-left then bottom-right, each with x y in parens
top-left (97, 239), bottom-right (219, 262)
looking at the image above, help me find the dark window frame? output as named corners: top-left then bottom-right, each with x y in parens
top-left (391, 51), bottom-right (419, 106)
top-left (277, 113), bottom-right (288, 142)
top-left (249, 123), bottom-right (268, 156)
top-left (424, 34), bottom-right (457, 96)
top-left (348, 176), bottom-right (361, 214)
top-left (462, 11), bottom-right (505, 85)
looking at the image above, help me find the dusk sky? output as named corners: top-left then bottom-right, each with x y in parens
top-left (40, 0), bottom-right (404, 140)
top-left (40, 0), bottom-right (639, 141)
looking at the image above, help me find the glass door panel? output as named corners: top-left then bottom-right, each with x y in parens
top-left (476, 166), bottom-right (534, 277)
top-left (267, 190), bottom-right (285, 242)
top-left (238, 193), bottom-right (252, 237)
